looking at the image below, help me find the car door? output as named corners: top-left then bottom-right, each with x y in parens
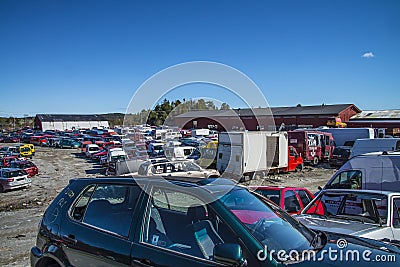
top-left (296, 189), bottom-right (314, 211)
top-left (60, 183), bottom-right (142, 267)
top-left (392, 197), bottom-right (400, 241)
top-left (288, 147), bottom-right (298, 171)
top-left (130, 185), bottom-right (230, 267)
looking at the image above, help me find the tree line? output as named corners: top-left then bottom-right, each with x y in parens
top-left (0, 99), bottom-right (230, 131)
top-left (123, 99), bottom-right (230, 126)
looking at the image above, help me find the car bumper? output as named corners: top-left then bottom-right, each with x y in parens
top-left (3, 181), bottom-right (32, 191)
top-left (30, 246), bottom-right (42, 267)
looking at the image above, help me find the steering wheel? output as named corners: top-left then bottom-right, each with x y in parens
top-left (251, 218), bottom-right (267, 235)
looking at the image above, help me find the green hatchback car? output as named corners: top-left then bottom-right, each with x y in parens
top-left (31, 177), bottom-right (399, 267)
top-left (57, 138), bottom-right (81, 149)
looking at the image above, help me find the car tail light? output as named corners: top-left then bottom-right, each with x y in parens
top-left (7, 178), bottom-right (14, 182)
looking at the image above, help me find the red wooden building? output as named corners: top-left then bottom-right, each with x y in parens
top-left (173, 104), bottom-right (361, 131)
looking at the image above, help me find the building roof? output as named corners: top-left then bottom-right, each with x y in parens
top-left (271, 104), bottom-right (359, 116)
top-left (175, 109), bottom-right (239, 118)
top-left (35, 114), bottom-right (109, 122)
top-left (350, 110), bottom-right (400, 120)
top-left (176, 104), bottom-right (358, 118)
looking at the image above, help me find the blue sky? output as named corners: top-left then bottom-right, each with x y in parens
top-left (0, 0), bottom-right (399, 117)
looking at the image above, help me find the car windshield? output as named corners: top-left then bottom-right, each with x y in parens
top-left (333, 147), bottom-right (350, 157)
top-left (111, 155), bottom-right (126, 161)
top-left (219, 188), bottom-right (315, 254)
top-left (20, 147), bottom-right (30, 152)
top-left (181, 161), bottom-right (201, 171)
top-left (304, 192), bottom-right (388, 225)
top-left (10, 163), bottom-right (21, 168)
top-left (4, 170), bottom-right (27, 178)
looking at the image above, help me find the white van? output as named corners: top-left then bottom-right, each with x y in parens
top-left (350, 138), bottom-right (400, 158)
top-left (322, 151), bottom-right (400, 192)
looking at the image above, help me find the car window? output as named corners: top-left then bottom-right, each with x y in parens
top-left (71, 184), bottom-right (140, 237)
top-left (255, 189), bottom-right (280, 205)
top-left (296, 190), bottom-right (313, 207)
top-left (142, 187), bottom-right (233, 260)
top-left (306, 193), bottom-right (388, 224)
top-left (393, 198), bottom-right (400, 228)
top-left (327, 170), bottom-right (362, 189)
top-left (283, 190), bottom-right (301, 213)
top-left (289, 147), bottom-right (297, 156)
top-left (70, 185), bottom-right (96, 221)
top-left (182, 161), bottom-right (201, 172)
top-left (152, 187), bottom-right (204, 212)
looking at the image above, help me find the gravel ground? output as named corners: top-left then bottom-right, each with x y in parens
top-left (0, 145), bottom-right (338, 266)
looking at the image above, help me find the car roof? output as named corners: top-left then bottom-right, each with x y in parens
top-left (70, 176), bottom-right (238, 191)
top-left (249, 185), bottom-right (308, 191)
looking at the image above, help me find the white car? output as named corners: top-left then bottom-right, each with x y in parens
top-left (137, 160), bottom-right (220, 178)
top-left (85, 144), bottom-right (100, 158)
top-left (295, 189), bottom-right (400, 244)
top-left (0, 168), bottom-right (32, 193)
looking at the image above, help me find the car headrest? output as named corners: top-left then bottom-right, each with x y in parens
top-left (187, 205), bottom-right (207, 223)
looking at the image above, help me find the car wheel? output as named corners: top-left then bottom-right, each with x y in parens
top-left (0, 184), bottom-right (5, 193)
top-left (296, 163), bottom-right (304, 171)
top-left (312, 157), bottom-right (319, 166)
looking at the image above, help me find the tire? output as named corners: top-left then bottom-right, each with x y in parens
top-left (296, 163), bottom-right (304, 171)
top-left (0, 184), bottom-right (5, 193)
top-left (312, 157), bottom-right (319, 166)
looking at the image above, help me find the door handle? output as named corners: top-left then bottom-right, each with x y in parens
top-left (132, 259), bottom-right (154, 267)
top-left (61, 234), bottom-right (77, 245)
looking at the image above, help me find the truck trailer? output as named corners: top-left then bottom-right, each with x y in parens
top-left (216, 131), bottom-right (303, 179)
top-left (318, 127), bottom-right (374, 147)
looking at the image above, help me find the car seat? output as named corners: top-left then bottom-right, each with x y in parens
top-left (186, 205), bottom-right (223, 259)
top-left (148, 217), bottom-right (172, 248)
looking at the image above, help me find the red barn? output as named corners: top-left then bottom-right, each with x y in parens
top-left (173, 104), bottom-right (361, 131)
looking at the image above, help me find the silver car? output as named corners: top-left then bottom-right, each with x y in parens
top-left (0, 168), bottom-right (32, 193)
top-left (295, 189), bottom-right (400, 243)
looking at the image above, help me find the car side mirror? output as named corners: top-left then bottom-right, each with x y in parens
top-left (214, 243), bottom-right (247, 267)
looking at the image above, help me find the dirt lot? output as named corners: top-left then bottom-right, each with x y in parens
top-left (0, 145), bottom-right (338, 266)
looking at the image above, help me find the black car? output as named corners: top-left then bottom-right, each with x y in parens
top-left (31, 177), bottom-right (399, 267)
top-left (330, 146), bottom-right (352, 167)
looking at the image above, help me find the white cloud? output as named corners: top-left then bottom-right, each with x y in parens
top-left (362, 52), bottom-right (374, 58)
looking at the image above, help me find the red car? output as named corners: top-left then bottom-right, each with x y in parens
top-left (92, 149), bottom-right (108, 161)
top-left (250, 186), bottom-right (314, 215)
top-left (0, 155), bottom-right (19, 168)
top-left (9, 160), bottom-right (39, 177)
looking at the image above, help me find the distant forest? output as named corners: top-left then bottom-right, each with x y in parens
top-left (0, 99), bottom-right (230, 131)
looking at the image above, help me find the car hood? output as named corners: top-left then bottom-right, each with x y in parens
top-left (296, 215), bottom-right (381, 237)
top-left (287, 232), bottom-right (400, 267)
